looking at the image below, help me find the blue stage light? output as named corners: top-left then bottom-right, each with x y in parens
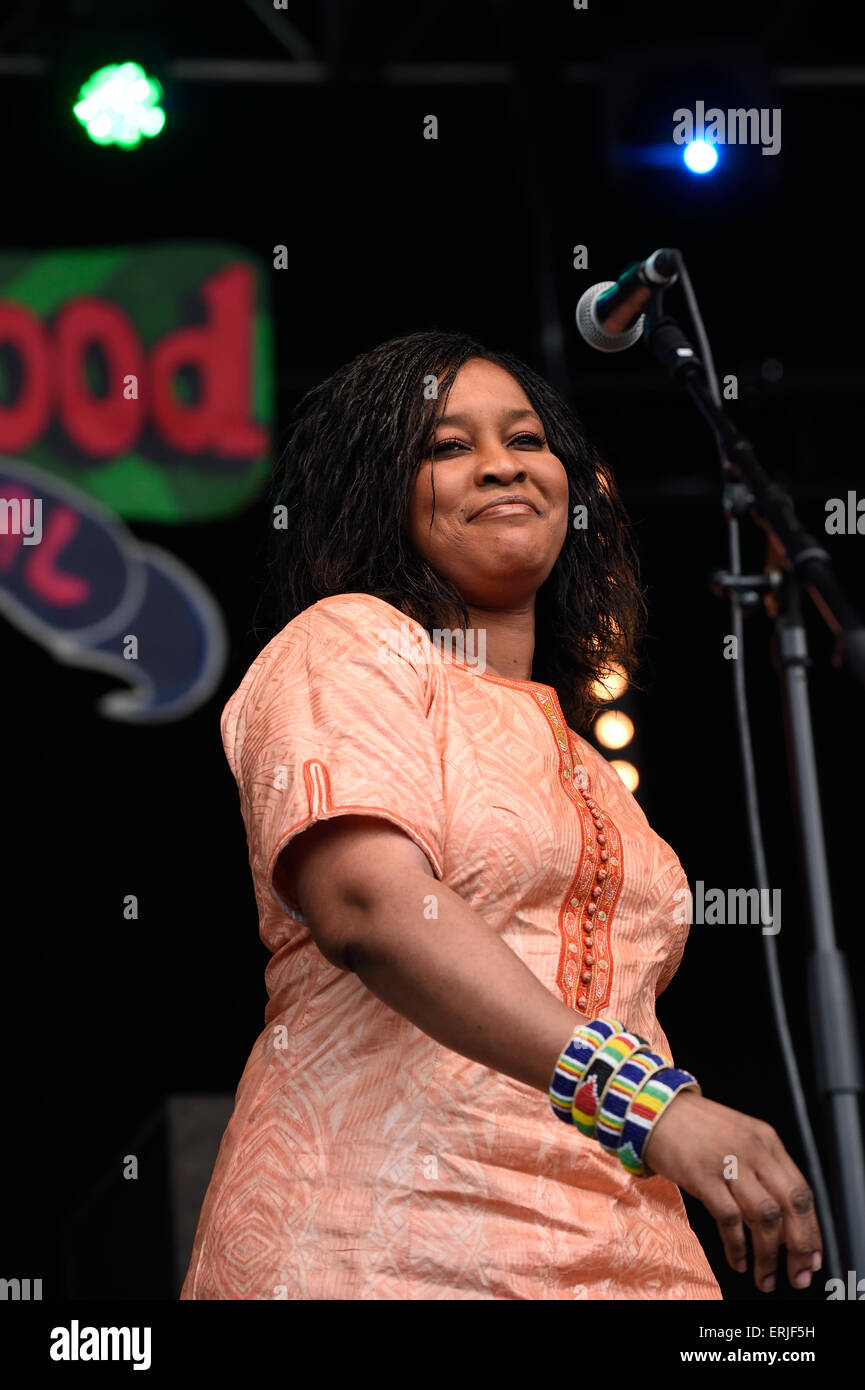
top-left (683, 140), bottom-right (718, 174)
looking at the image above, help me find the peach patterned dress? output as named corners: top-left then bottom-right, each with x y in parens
top-left (180, 591), bottom-right (723, 1300)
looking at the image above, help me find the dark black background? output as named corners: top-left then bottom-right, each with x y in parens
top-left (3, 0), bottom-right (864, 1304)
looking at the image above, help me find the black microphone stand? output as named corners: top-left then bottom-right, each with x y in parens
top-left (643, 276), bottom-right (865, 1280)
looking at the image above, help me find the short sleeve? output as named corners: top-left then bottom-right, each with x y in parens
top-left (221, 594), bottom-right (447, 922)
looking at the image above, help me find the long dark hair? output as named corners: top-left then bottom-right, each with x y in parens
top-left (252, 330), bottom-right (647, 733)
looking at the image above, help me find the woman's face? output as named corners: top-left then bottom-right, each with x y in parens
top-left (407, 357), bottom-right (570, 610)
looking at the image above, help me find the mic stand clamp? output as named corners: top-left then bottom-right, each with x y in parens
top-left (709, 569), bottom-right (783, 613)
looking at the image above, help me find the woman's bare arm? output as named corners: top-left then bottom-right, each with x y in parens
top-left (275, 814), bottom-right (823, 1292)
top-left (276, 814), bottom-right (579, 1092)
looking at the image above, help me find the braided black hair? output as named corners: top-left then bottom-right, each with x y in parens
top-left (252, 329), bottom-right (647, 733)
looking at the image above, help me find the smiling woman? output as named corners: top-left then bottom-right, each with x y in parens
top-left (252, 330), bottom-right (647, 733)
top-left (404, 358), bottom-right (571, 683)
top-left (180, 331), bottom-right (821, 1302)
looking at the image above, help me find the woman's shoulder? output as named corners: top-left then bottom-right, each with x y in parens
top-left (293, 589), bottom-right (414, 633)
top-left (222, 592), bottom-right (433, 778)
top-left (252, 593), bottom-right (415, 673)
top-left (263, 595), bottom-right (429, 683)
top-left (221, 594), bottom-right (428, 755)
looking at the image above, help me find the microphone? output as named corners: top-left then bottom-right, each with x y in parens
top-left (576, 248), bottom-right (679, 352)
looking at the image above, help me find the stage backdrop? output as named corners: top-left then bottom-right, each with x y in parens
top-left (0, 242), bottom-right (273, 722)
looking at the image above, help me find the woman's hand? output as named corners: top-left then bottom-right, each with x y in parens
top-left (641, 1090), bottom-right (823, 1293)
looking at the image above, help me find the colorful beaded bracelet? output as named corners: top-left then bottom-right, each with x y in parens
top-left (617, 1067), bottom-right (702, 1177)
top-left (548, 1017), bottom-right (625, 1125)
top-left (595, 1049), bottom-right (670, 1154)
top-left (571, 1030), bottom-right (650, 1138)
top-left (549, 1020), bottom-right (701, 1179)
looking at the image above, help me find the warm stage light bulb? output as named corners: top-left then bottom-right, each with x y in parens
top-left (594, 710), bottom-right (635, 749)
top-left (591, 663), bottom-right (628, 703)
top-left (610, 759), bottom-right (639, 792)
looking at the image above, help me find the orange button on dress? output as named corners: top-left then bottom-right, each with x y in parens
top-left (180, 592), bottom-right (723, 1300)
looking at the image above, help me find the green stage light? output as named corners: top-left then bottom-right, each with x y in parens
top-left (73, 62), bottom-right (165, 148)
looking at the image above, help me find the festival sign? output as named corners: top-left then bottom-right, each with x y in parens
top-left (0, 243), bottom-right (272, 719)
top-left (0, 242), bottom-right (273, 521)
